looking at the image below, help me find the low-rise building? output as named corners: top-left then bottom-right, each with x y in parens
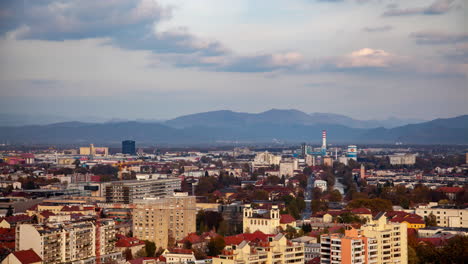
top-left (415, 206), bottom-right (468, 228)
top-left (213, 233), bottom-right (304, 264)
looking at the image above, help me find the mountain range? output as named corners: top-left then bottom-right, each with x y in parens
top-left (0, 109), bottom-right (466, 145)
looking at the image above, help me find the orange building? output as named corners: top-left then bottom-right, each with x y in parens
top-left (320, 228), bottom-right (378, 264)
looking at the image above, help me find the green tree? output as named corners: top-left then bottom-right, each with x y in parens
top-left (5, 205), bottom-right (14, 217)
top-left (346, 198), bottom-right (393, 213)
top-left (440, 235), bottom-right (468, 263)
top-left (134, 248), bottom-right (147, 258)
top-left (424, 212), bottom-right (437, 227)
top-left (207, 236), bottom-right (225, 256)
top-left (144, 240), bottom-right (156, 257)
top-left (124, 248), bottom-right (133, 261)
top-left (408, 246), bottom-right (419, 264)
top-left (329, 190), bottom-right (343, 202)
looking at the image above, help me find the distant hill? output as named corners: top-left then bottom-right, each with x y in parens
top-left (165, 109), bottom-right (425, 129)
top-left (0, 113), bottom-right (466, 145)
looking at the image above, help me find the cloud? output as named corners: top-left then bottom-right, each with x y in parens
top-left (152, 51), bottom-right (305, 73)
top-left (362, 25), bottom-right (393, 33)
top-left (410, 31), bottom-right (468, 45)
top-left (383, 0), bottom-right (456, 16)
top-left (332, 48), bottom-right (398, 68)
top-left (0, 0), bottom-right (228, 56)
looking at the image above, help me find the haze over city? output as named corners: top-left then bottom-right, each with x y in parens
top-left (0, 0), bottom-right (467, 121)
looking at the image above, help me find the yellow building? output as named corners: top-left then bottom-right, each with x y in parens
top-left (16, 219), bottom-right (120, 264)
top-left (361, 212), bottom-right (408, 264)
top-left (133, 193), bottom-right (196, 248)
top-left (213, 233), bottom-right (304, 264)
top-left (243, 204), bottom-right (296, 234)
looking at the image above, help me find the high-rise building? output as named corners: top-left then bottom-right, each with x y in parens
top-left (122, 140), bottom-right (136, 155)
top-left (320, 228), bottom-right (378, 264)
top-left (320, 212), bottom-right (407, 264)
top-left (15, 219), bottom-right (121, 264)
top-left (360, 213), bottom-right (407, 264)
top-left (105, 178), bottom-right (181, 204)
top-left (347, 145), bottom-right (358, 160)
top-left (133, 193), bottom-right (196, 248)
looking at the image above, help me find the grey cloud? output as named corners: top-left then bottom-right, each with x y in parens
top-left (383, 0), bottom-right (456, 16)
top-left (410, 31), bottom-right (468, 45)
top-left (0, 0), bottom-right (228, 56)
top-left (362, 25), bottom-right (393, 33)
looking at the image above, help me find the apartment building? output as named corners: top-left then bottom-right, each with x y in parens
top-left (15, 219), bottom-right (120, 264)
top-left (415, 206), bottom-right (468, 228)
top-left (213, 233), bottom-right (304, 264)
top-left (133, 193), bottom-right (196, 248)
top-left (361, 213), bottom-right (407, 264)
top-left (105, 178), bottom-right (181, 204)
top-left (320, 213), bottom-right (407, 264)
top-left (320, 228), bottom-right (378, 264)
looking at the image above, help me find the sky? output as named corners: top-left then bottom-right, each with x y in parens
top-left (0, 0), bottom-right (467, 121)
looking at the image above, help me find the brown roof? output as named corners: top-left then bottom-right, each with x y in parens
top-left (12, 249), bottom-right (42, 264)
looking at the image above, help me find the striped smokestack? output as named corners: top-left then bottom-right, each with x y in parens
top-left (322, 130), bottom-right (327, 149)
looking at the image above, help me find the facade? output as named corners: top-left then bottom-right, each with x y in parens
top-left (360, 213), bottom-right (407, 264)
top-left (213, 233), bottom-right (304, 264)
top-left (279, 160), bottom-right (298, 177)
top-left (323, 156), bottom-right (333, 167)
top-left (105, 178), bottom-right (181, 204)
top-left (15, 219), bottom-right (120, 264)
top-left (313, 180), bottom-right (327, 192)
top-left (291, 236), bottom-right (319, 261)
top-left (122, 140), bottom-right (136, 155)
top-left (253, 152), bottom-right (281, 166)
top-left (389, 154), bottom-right (416, 165)
top-left (347, 145), bottom-right (358, 160)
top-left (133, 193), bottom-right (196, 248)
top-left (320, 214), bottom-right (407, 264)
top-left (79, 144), bottom-right (109, 156)
top-left (320, 228), bottom-right (378, 264)
top-left (243, 204), bottom-right (280, 234)
top-left (161, 248), bottom-right (196, 264)
top-left (415, 207), bottom-right (468, 228)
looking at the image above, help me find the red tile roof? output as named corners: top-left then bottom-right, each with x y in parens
top-left (61, 205), bottom-right (81, 211)
top-left (437, 187), bottom-right (464, 193)
top-left (128, 257), bottom-right (159, 264)
top-left (12, 249), bottom-right (42, 264)
top-left (280, 214), bottom-right (296, 224)
top-left (0, 214), bottom-right (31, 224)
top-left (167, 248), bottom-right (194, 254)
top-left (116, 237), bottom-right (145, 248)
top-left (224, 231), bottom-right (274, 245)
top-left (350, 208), bottom-right (372, 215)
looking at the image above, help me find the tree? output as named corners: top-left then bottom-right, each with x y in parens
top-left (183, 240), bottom-right (192, 249)
top-left (5, 205), bottom-right (14, 217)
top-left (73, 159), bottom-right (81, 168)
top-left (346, 198), bottom-right (393, 213)
top-left (207, 236), bottom-right (225, 256)
top-left (253, 190), bottom-right (269, 201)
top-left (134, 248), bottom-right (147, 258)
top-left (301, 223), bottom-right (312, 233)
top-left (329, 190), bottom-right (343, 202)
top-left (424, 212), bottom-right (437, 227)
top-left (144, 240), bottom-right (156, 257)
top-left (440, 235), bottom-right (468, 263)
top-left (217, 220), bottom-right (229, 236)
top-left (408, 246), bottom-right (419, 264)
top-left (124, 248), bottom-right (133, 261)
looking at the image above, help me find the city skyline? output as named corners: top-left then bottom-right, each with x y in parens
top-left (0, 0), bottom-right (467, 120)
